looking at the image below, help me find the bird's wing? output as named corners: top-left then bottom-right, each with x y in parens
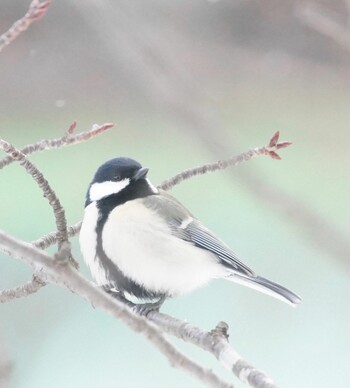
top-left (183, 220), bottom-right (255, 276)
top-left (143, 190), bottom-right (255, 277)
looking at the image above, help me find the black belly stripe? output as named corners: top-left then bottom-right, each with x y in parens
top-left (95, 225), bottom-right (161, 299)
top-left (94, 180), bottom-right (162, 299)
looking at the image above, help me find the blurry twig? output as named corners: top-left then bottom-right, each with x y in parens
top-left (0, 0), bottom-right (51, 53)
top-left (296, 2), bottom-right (350, 52)
top-left (0, 122), bottom-right (114, 170)
top-left (0, 273), bottom-right (45, 303)
top-left (241, 171), bottom-right (350, 269)
top-left (160, 131), bottom-right (291, 191)
top-left (0, 230), bottom-right (235, 388)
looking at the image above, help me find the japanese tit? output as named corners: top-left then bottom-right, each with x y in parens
top-left (79, 157), bottom-right (301, 313)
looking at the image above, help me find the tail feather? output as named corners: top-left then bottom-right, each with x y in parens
top-left (228, 274), bottom-right (302, 307)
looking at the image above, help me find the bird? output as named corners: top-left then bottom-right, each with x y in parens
top-left (79, 157), bottom-right (301, 314)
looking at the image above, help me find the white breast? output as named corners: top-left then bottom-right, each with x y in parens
top-left (79, 202), bottom-right (108, 285)
top-left (102, 199), bottom-right (228, 296)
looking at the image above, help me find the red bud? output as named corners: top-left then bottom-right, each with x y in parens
top-left (269, 131), bottom-right (280, 147)
top-left (276, 141), bottom-right (292, 149)
top-left (67, 121), bottom-right (77, 135)
top-left (269, 151), bottom-right (281, 160)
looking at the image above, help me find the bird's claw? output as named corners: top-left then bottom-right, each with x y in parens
top-left (133, 302), bottom-right (160, 316)
top-left (132, 296), bottom-right (166, 316)
top-left (102, 287), bottom-right (166, 316)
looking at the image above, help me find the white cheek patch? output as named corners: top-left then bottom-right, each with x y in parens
top-left (89, 179), bottom-right (130, 201)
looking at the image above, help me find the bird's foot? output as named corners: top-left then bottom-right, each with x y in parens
top-left (102, 287), bottom-right (136, 309)
top-left (132, 295), bottom-right (166, 317)
top-left (102, 287), bottom-right (166, 316)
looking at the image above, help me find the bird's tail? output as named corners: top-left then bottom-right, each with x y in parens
top-left (227, 274), bottom-right (302, 306)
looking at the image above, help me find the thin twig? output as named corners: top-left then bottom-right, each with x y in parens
top-left (0, 122), bottom-right (113, 170)
top-left (0, 230), bottom-right (234, 388)
top-left (0, 139), bottom-right (75, 265)
top-left (159, 131), bottom-right (291, 191)
top-left (32, 221), bottom-right (82, 250)
top-left (148, 313), bottom-right (278, 388)
top-left (0, 274), bottom-right (46, 303)
top-left (0, 0), bottom-right (51, 53)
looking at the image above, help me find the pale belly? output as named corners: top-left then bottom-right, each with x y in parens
top-left (102, 199), bottom-right (228, 296)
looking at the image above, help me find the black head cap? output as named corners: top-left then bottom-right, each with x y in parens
top-left (92, 157), bottom-right (143, 184)
top-left (85, 157), bottom-right (153, 207)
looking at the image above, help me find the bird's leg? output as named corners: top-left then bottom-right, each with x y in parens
top-left (101, 287), bottom-right (166, 316)
top-left (102, 287), bottom-right (136, 309)
top-left (133, 295), bottom-right (167, 316)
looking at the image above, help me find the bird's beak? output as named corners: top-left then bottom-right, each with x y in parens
top-left (133, 167), bottom-right (149, 181)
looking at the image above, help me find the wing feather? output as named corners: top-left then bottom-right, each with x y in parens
top-left (185, 220), bottom-right (255, 276)
top-left (143, 191), bottom-right (255, 277)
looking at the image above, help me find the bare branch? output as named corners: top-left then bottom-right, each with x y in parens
top-left (159, 131), bottom-right (291, 191)
top-left (0, 221), bottom-right (83, 304)
top-left (0, 139), bottom-right (75, 265)
top-left (0, 0), bottom-right (51, 53)
top-left (148, 314), bottom-right (278, 388)
top-left (0, 274), bottom-right (46, 303)
top-left (0, 230), bottom-right (234, 388)
top-left (0, 122), bottom-right (113, 170)
top-left (32, 221), bottom-right (82, 250)
top-left (0, 222), bottom-right (83, 303)
top-left (296, 2), bottom-right (350, 53)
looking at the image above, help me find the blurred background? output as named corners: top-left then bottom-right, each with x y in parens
top-left (1, 0), bottom-right (350, 387)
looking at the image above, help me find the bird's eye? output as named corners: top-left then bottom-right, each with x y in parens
top-left (113, 175), bottom-right (122, 182)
